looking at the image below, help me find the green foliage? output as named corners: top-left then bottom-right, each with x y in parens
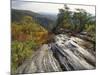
top-left (55, 4), bottom-right (96, 43)
top-left (84, 24), bottom-right (96, 41)
top-left (11, 40), bottom-right (38, 74)
top-left (11, 15), bottom-right (48, 74)
top-left (56, 5), bottom-right (72, 29)
top-left (85, 24), bottom-right (95, 32)
top-left (56, 5), bottom-right (96, 33)
top-left (12, 16), bottom-right (48, 41)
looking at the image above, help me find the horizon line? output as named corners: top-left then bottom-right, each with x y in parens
top-left (11, 0), bottom-right (96, 7)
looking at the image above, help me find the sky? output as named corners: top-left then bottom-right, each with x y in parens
top-left (12, 0), bottom-right (96, 15)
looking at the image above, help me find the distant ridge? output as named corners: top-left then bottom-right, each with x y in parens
top-left (11, 9), bottom-right (57, 31)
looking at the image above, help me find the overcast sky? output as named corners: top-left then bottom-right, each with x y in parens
top-left (12, 0), bottom-right (95, 15)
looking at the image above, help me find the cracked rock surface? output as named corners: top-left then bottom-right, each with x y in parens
top-left (16, 34), bottom-right (96, 74)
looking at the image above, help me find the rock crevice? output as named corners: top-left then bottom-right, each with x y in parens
top-left (16, 34), bottom-right (96, 74)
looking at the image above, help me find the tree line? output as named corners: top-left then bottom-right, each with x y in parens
top-left (53, 4), bottom-right (95, 34)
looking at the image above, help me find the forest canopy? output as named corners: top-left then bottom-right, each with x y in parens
top-left (55, 4), bottom-right (95, 34)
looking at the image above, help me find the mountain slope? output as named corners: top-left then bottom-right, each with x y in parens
top-left (11, 9), bottom-right (56, 31)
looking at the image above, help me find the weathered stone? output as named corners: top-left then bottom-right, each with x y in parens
top-left (16, 34), bottom-right (95, 74)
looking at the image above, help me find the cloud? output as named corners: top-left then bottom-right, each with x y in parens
top-left (12, 1), bottom-right (95, 15)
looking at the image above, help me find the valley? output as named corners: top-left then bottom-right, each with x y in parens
top-left (11, 5), bottom-right (96, 74)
